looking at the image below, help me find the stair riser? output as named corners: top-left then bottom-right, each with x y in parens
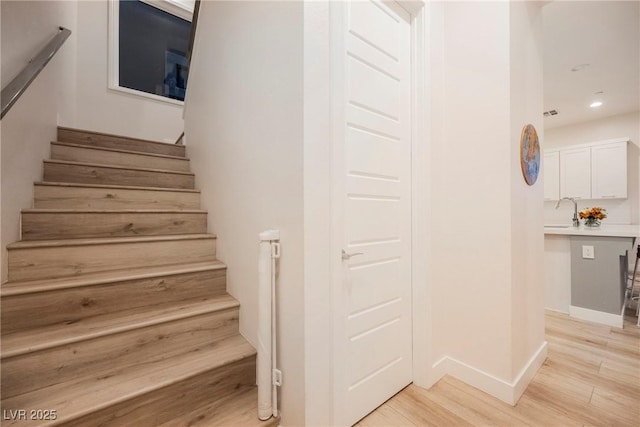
top-left (61, 356), bottom-right (256, 427)
top-left (58, 128), bottom-right (186, 157)
top-left (1, 268), bottom-right (227, 335)
top-left (157, 386), bottom-right (280, 427)
top-left (1, 309), bottom-right (240, 399)
top-left (51, 144), bottom-right (191, 172)
top-left (22, 212), bottom-right (208, 240)
top-left (8, 238), bottom-right (217, 281)
top-left (43, 162), bottom-right (195, 189)
top-left (34, 185), bottom-right (201, 210)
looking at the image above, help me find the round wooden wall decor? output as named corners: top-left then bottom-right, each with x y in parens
top-left (520, 124), bottom-right (540, 185)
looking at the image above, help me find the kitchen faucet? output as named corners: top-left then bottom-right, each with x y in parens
top-left (555, 197), bottom-right (580, 227)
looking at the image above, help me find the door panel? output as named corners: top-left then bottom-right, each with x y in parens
top-left (346, 128), bottom-right (401, 177)
top-left (348, 57), bottom-right (401, 118)
top-left (336, 1), bottom-right (412, 425)
top-left (349, 0), bottom-right (402, 60)
top-left (348, 257), bottom-right (402, 314)
top-left (346, 197), bottom-right (400, 243)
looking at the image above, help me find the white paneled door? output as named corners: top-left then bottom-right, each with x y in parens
top-left (334, 1), bottom-right (412, 425)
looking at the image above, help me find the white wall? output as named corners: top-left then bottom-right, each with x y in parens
top-left (543, 111), bottom-right (640, 225)
top-left (431, 0), bottom-right (512, 382)
top-left (1, 0), bottom-right (189, 281)
top-left (183, 2), bottom-right (305, 426)
top-left (1, 0), bottom-right (77, 282)
top-left (186, 0), bottom-right (546, 422)
top-left (69, 0), bottom-right (184, 142)
top-left (427, 0), bottom-right (546, 404)
top-left (302, 2), bottom-right (334, 425)
top-left (508, 1), bottom-right (546, 386)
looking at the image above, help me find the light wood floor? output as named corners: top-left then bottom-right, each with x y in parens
top-left (357, 309), bottom-right (640, 427)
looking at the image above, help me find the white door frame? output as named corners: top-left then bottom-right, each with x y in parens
top-left (329, 1), bottom-right (429, 424)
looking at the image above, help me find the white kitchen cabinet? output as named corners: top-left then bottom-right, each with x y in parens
top-left (591, 141), bottom-right (627, 199)
top-left (543, 150), bottom-right (560, 201)
top-left (560, 147), bottom-right (591, 199)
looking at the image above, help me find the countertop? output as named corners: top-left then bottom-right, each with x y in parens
top-left (544, 224), bottom-right (640, 238)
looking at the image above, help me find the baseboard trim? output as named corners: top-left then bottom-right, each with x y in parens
top-left (512, 341), bottom-right (548, 402)
top-left (430, 341), bottom-right (548, 405)
top-left (569, 305), bottom-right (623, 328)
top-left (426, 355), bottom-right (448, 387)
top-left (544, 307), bottom-right (569, 315)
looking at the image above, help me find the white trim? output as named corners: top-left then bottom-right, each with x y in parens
top-left (404, 1), bottom-right (431, 390)
top-left (429, 356), bottom-right (448, 386)
top-left (431, 342), bottom-right (548, 405)
top-left (329, 2), bottom-right (347, 425)
top-left (139, 0), bottom-right (194, 22)
top-left (545, 307), bottom-right (570, 315)
top-left (108, 85), bottom-right (185, 107)
top-left (108, 0), bottom-right (120, 98)
top-left (569, 305), bottom-right (624, 328)
top-left (512, 342), bottom-right (548, 402)
top-left (544, 137), bottom-right (629, 152)
top-left (397, 0), bottom-right (426, 15)
top-left (107, 0), bottom-right (187, 107)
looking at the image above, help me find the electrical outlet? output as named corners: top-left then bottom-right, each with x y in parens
top-left (582, 245), bottom-right (595, 259)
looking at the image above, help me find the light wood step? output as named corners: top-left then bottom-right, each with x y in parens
top-left (1, 261), bottom-right (226, 335)
top-left (158, 386), bottom-right (279, 427)
top-left (21, 209), bottom-right (208, 240)
top-left (51, 142), bottom-right (191, 172)
top-left (43, 160), bottom-right (195, 189)
top-left (58, 127), bottom-right (186, 157)
top-left (34, 182), bottom-right (201, 210)
top-left (7, 234), bottom-right (216, 282)
top-left (1, 335), bottom-right (256, 427)
top-left (1, 297), bottom-right (240, 398)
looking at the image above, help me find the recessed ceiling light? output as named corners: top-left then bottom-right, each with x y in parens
top-left (571, 63), bottom-right (590, 72)
top-left (590, 101), bottom-right (603, 108)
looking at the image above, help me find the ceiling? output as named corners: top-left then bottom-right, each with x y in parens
top-left (542, 1), bottom-right (639, 129)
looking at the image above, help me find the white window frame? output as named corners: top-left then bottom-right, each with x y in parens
top-left (108, 0), bottom-right (193, 106)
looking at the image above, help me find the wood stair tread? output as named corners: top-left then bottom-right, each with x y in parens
top-left (51, 141), bottom-right (190, 160)
top-left (3, 127), bottom-right (261, 425)
top-left (1, 335), bottom-right (255, 427)
top-left (1, 260), bottom-right (226, 296)
top-left (2, 296), bottom-right (239, 358)
top-left (158, 386), bottom-right (279, 427)
top-left (58, 126), bottom-right (181, 150)
top-left (22, 208), bottom-right (207, 213)
top-left (7, 233), bottom-right (216, 249)
top-left (35, 181), bottom-right (201, 193)
top-left (43, 159), bottom-right (195, 176)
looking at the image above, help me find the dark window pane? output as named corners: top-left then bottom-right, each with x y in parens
top-left (119, 0), bottom-right (191, 101)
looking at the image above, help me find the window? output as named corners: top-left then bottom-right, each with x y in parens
top-left (109, 0), bottom-right (193, 104)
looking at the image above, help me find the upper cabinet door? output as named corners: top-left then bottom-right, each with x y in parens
top-left (543, 151), bottom-right (560, 201)
top-left (560, 147), bottom-right (591, 199)
top-left (591, 141), bottom-right (627, 199)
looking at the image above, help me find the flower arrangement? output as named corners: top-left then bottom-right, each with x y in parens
top-left (579, 206), bottom-right (607, 227)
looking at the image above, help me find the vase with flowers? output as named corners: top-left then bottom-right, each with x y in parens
top-left (579, 206), bottom-right (607, 227)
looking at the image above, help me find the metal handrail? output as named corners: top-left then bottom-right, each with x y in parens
top-left (1, 26), bottom-right (71, 119)
top-left (175, 0), bottom-right (200, 143)
top-left (186, 0), bottom-right (200, 64)
top-left (174, 131), bottom-right (185, 145)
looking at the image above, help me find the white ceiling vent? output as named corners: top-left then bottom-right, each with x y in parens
top-left (543, 109), bottom-right (559, 117)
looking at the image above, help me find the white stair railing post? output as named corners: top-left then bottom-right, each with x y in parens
top-left (257, 230), bottom-right (280, 420)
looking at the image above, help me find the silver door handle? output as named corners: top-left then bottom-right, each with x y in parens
top-left (342, 250), bottom-right (363, 261)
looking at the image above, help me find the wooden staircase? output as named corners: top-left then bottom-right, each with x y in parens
top-left (1, 128), bottom-right (278, 427)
